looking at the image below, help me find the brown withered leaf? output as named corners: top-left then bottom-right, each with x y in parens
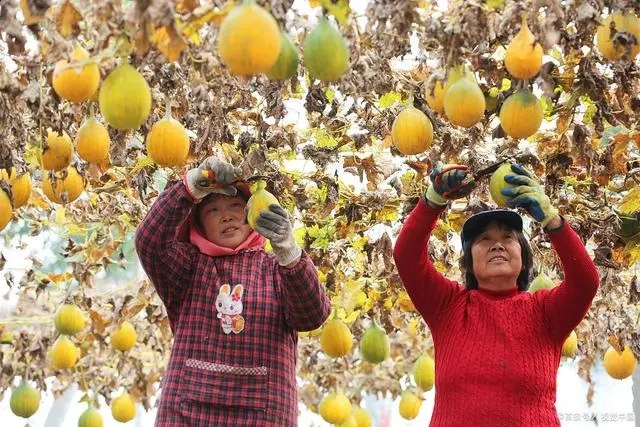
top-left (20, 0), bottom-right (50, 25)
top-left (151, 24), bottom-right (187, 63)
top-left (176, 0), bottom-right (200, 14)
top-left (55, 0), bottom-right (82, 38)
top-left (89, 310), bottom-right (105, 334)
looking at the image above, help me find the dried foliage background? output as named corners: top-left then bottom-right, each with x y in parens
top-left (1, 0), bottom-right (640, 415)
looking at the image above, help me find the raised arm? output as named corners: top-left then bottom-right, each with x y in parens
top-left (393, 198), bottom-right (464, 326)
top-left (135, 156), bottom-right (243, 327)
top-left (500, 163), bottom-right (599, 341)
top-left (134, 181), bottom-right (198, 327)
top-left (393, 162), bottom-right (474, 326)
top-left (253, 205), bottom-right (330, 331)
top-left (541, 221), bottom-right (599, 341)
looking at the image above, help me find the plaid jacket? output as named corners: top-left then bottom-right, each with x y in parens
top-left (134, 181), bottom-right (331, 426)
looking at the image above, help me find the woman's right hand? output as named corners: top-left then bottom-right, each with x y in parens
top-left (424, 161), bottom-right (476, 207)
top-left (185, 156), bottom-right (242, 200)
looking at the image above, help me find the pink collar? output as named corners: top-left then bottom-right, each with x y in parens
top-left (189, 225), bottom-right (266, 257)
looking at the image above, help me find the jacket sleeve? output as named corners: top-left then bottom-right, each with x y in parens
top-left (134, 180), bottom-right (199, 327)
top-left (541, 219), bottom-right (600, 342)
top-left (393, 198), bottom-right (464, 327)
top-left (276, 251), bottom-right (331, 331)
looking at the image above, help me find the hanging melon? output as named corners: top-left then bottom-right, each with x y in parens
top-left (246, 180), bottom-right (281, 230)
top-left (398, 391), bottom-right (421, 420)
top-left (78, 406), bottom-right (103, 427)
top-left (10, 382), bottom-right (40, 418)
top-left (412, 354), bottom-right (435, 391)
top-left (43, 166), bottom-right (85, 204)
top-left (424, 77), bottom-right (445, 114)
top-left (603, 345), bottom-right (637, 380)
top-left (41, 129), bottom-right (74, 171)
top-left (391, 94), bottom-right (433, 155)
top-left (217, 0), bottom-right (281, 75)
top-left (0, 184), bottom-right (12, 231)
top-left (505, 15), bottom-right (543, 79)
top-left (146, 98), bottom-right (190, 168)
top-left (319, 319), bottom-right (353, 357)
top-left (596, 11), bottom-right (640, 61)
top-left (52, 46), bottom-right (100, 104)
top-left (304, 17), bottom-right (350, 81)
top-left (0, 167), bottom-right (31, 208)
top-left (443, 70), bottom-right (485, 128)
top-left (54, 303), bottom-right (86, 335)
top-left (499, 89), bottom-right (543, 138)
top-left (318, 392), bottom-right (351, 424)
top-left (50, 335), bottom-right (78, 369)
top-left (76, 117), bottom-right (111, 164)
top-left (111, 392), bottom-right (136, 422)
top-left (99, 63), bottom-right (151, 130)
top-left (359, 320), bottom-right (390, 364)
top-left (266, 31), bottom-right (299, 80)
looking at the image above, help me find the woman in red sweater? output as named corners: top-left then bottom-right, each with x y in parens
top-left (393, 162), bottom-right (600, 426)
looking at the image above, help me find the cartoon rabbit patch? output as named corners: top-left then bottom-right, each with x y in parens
top-left (215, 284), bottom-right (245, 334)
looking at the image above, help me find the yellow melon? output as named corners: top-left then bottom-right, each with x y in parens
top-left (0, 186), bottom-right (13, 231)
top-left (110, 320), bottom-right (137, 351)
top-left (603, 345), bottom-right (637, 380)
top-left (412, 354), bottom-right (435, 391)
top-left (318, 392), bottom-right (351, 424)
top-left (246, 180), bottom-right (281, 230)
top-left (319, 319), bottom-right (353, 358)
top-left (146, 99), bottom-right (190, 167)
top-left (0, 168), bottom-right (31, 209)
top-left (52, 46), bottom-right (100, 104)
top-left (76, 118), bottom-right (111, 164)
top-left (596, 11), bottom-right (640, 61)
top-left (444, 75), bottom-right (486, 128)
top-left (391, 99), bottom-right (433, 155)
top-left (217, 1), bottom-right (281, 75)
top-left (99, 63), bottom-right (151, 130)
top-left (43, 167), bottom-right (85, 204)
top-left (489, 163), bottom-right (517, 207)
top-left (562, 330), bottom-right (578, 358)
top-left (505, 16), bottom-right (543, 79)
top-left (499, 89), bottom-right (543, 138)
top-left (41, 129), bottom-right (74, 171)
top-left (54, 303), bottom-right (85, 335)
top-left (399, 391), bottom-right (421, 420)
top-left (111, 392), bottom-right (136, 422)
top-left (50, 335), bottom-right (78, 369)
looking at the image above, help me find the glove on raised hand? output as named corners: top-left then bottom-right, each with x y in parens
top-left (185, 156), bottom-right (242, 200)
top-left (254, 205), bottom-right (302, 266)
top-left (501, 163), bottom-right (559, 228)
top-left (423, 161), bottom-right (476, 206)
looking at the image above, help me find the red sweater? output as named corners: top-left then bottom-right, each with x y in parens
top-left (393, 199), bottom-right (599, 427)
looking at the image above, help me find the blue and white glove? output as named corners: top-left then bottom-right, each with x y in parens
top-left (501, 164), bottom-right (559, 228)
top-left (424, 161), bottom-right (476, 206)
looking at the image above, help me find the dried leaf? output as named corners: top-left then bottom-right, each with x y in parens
top-left (20, 0), bottom-right (50, 25)
top-left (151, 25), bottom-right (186, 63)
top-left (56, 0), bottom-right (82, 38)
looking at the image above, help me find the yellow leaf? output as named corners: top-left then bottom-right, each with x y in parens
top-left (130, 156), bottom-right (156, 175)
top-left (151, 25), bottom-right (187, 63)
top-left (56, 0), bottom-right (82, 38)
top-left (309, 0), bottom-right (321, 6)
top-left (20, 0), bottom-right (49, 25)
top-left (55, 207), bottom-right (67, 225)
top-left (619, 187), bottom-right (640, 215)
top-left (343, 310), bottom-right (359, 323)
top-left (180, 3), bottom-right (235, 45)
top-left (624, 242), bottom-right (640, 265)
top-left (383, 296), bottom-right (393, 310)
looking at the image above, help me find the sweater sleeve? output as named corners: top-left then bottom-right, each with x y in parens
top-left (393, 198), bottom-right (464, 327)
top-left (541, 220), bottom-right (600, 342)
top-left (134, 180), bottom-right (199, 327)
top-left (276, 250), bottom-right (331, 332)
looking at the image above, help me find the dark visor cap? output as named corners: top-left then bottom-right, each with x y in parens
top-left (461, 209), bottom-right (523, 246)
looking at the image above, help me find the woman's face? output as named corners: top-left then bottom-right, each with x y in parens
top-left (198, 195), bottom-right (252, 248)
top-left (471, 221), bottom-right (522, 287)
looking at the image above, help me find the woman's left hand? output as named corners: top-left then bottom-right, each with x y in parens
top-left (254, 205), bottom-right (302, 266)
top-left (501, 164), bottom-right (559, 228)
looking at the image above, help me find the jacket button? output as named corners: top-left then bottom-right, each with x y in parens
top-left (204, 335), bottom-right (208, 341)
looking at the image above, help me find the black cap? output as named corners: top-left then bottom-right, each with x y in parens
top-left (461, 209), bottom-right (523, 246)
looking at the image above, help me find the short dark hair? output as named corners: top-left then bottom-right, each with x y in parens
top-left (459, 224), bottom-right (533, 291)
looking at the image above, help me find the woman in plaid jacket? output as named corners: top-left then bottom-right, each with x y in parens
top-left (134, 156), bottom-right (331, 426)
